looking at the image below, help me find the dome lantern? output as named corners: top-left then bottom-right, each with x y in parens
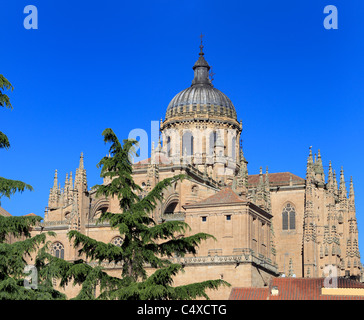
top-left (191, 36), bottom-right (211, 86)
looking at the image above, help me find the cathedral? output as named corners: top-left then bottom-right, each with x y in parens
top-left (35, 42), bottom-right (362, 299)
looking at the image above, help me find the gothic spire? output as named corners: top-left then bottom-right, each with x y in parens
top-left (349, 176), bottom-right (355, 204)
top-left (48, 169), bottom-right (59, 208)
top-left (63, 173), bottom-right (70, 205)
top-left (306, 146), bottom-right (314, 182)
top-left (255, 167), bottom-right (265, 208)
top-left (258, 167), bottom-right (264, 190)
top-left (157, 136), bottom-right (162, 151)
top-left (333, 170), bottom-right (338, 196)
top-left (65, 173), bottom-right (69, 188)
top-left (265, 166), bottom-right (271, 213)
top-left (79, 152), bottom-right (84, 170)
top-left (314, 149), bottom-right (325, 183)
top-left (69, 171), bottom-right (73, 190)
top-left (265, 167), bottom-right (270, 190)
top-left (328, 161), bottom-right (333, 184)
top-left (75, 152), bottom-right (87, 191)
top-left (339, 166), bottom-right (347, 199)
top-left (234, 148), bottom-right (248, 197)
top-left (53, 169), bottom-right (58, 190)
top-left (67, 171), bottom-right (74, 204)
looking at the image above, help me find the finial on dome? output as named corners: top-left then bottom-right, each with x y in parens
top-left (199, 33), bottom-right (204, 56)
top-left (193, 34), bottom-right (210, 72)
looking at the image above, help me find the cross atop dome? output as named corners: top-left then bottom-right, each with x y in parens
top-left (199, 33), bottom-right (205, 55)
top-left (193, 34), bottom-right (210, 72)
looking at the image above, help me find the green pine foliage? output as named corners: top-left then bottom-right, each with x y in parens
top-left (0, 177), bottom-right (33, 203)
top-left (0, 74), bottom-right (13, 151)
top-left (0, 215), bottom-right (66, 300)
top-left (0, 74), bottom-right (14, 110)
top-left (0, 74), bottom-right (33, 204)
top-left (35, 246), bottom-right (111, 300)
top-left (0, 215), bottom-right (41, 242)
top-left (63, 128), bottom-right (230, 299)
top-left (0, 132), bottom-right (10, 150)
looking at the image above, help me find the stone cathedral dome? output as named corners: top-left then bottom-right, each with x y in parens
top-left (165, 44), bottom-right (237, 122)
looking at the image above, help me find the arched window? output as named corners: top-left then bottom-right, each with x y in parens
top-left (231, 136), bottom-right (236, 160)
top-left (182, 132), bottom-right (193, 156)
top-left (166, 136), bottom-right (171, 157)
top-left (111, 236), bottom-right (123, 247)
top-left (51, 242), bottom-right (64, 259)
top-left (209, 131), bottom-right (217, 155)
top-left (282, 203), bottom-right (296, 230)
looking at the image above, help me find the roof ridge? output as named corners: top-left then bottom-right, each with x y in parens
top-left (248, 171), bottom-right (302, 176)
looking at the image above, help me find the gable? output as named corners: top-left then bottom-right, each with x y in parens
top-left (184, 187), bottom-right (244, 208)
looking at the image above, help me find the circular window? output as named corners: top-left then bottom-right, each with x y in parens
top-left (111, 236), bottom-right (123, 247)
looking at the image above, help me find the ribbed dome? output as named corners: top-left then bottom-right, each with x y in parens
top-left (166, 85), bottom-right (237, 119)
top-left (165, 45), bottom-right (237, 121)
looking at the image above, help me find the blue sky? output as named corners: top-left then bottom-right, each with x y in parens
top-left (1, 1), bottom-right (364, 255)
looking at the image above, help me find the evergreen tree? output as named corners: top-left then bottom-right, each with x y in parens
top-left (61, 128), bottom-right (229, 300)
top-left (0, 74), bottom-right (32, 202)
top-left (0, 214), bottom-right (66, 299)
